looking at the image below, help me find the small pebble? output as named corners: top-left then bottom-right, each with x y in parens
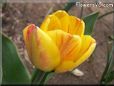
top-left (71, 69), bottom-right (84, 77)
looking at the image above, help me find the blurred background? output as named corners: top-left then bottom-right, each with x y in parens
top-left (2, 0), bottom-right (114, 84)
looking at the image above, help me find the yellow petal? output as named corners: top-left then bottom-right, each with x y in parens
top-left (23, 24), bottom-right (35, 59)
top-left (23, 24), bottom-right (60, 71)
top-left (53, 10), bottom-right (69, 32)
top-left (55, 35), bottom-right (96, 73)
top-left (55, 61), bottom-right (75, 73)
top-left (40, 15), bottom-right (61, 31)
top-left (53, 10), bottom-right (85, 36)
top-left (52, 10), bottom-right (69, 19)
top-left (68, 16), bottom-right (85, 36)
top-left (61, 16), bottom-right (69, 32)
top-left (74, 35), bottom-right (96, 67)
top-left (48, 29), bottom-right (81, 61)
top-left (40, 10), bottom-right (85, 36)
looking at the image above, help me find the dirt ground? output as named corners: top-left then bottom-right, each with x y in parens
top-left (2, 1), bottom-right (114, 85)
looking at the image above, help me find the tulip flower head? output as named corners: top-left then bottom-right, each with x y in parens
top-left (23, 10), bottom-right (96, 73)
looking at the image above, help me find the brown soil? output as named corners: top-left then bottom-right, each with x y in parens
top-left (2, 2), bottom-right (114, 85)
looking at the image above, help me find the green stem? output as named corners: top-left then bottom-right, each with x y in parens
top-left (80, 3), bottom-right (83, 19)
top-left (98, 10), bottom-right (114, 20)
top-left (31, 69), bottom-right (53, 85)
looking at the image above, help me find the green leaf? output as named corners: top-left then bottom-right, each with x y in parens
top-left (0, 33), bottom-right (2, 84)
top-left (100, 44), bottom-right (114, 84)
top-left (2, 33), bottom-right (30, 84)
top-left (63, 0), bottom-right (79, 12)
top-left (106, 45), bottom-right (114, 75)
top-left (83, 12), bottom-right (99, 35)
top-left (105, 71), bottom-right (114, 83)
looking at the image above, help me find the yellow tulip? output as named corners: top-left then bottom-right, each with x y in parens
top-left (23, 10), bottom-right (96, 73)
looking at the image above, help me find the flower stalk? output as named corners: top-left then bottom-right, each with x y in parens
top-left (31, 69), bottom-right (53, 85)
